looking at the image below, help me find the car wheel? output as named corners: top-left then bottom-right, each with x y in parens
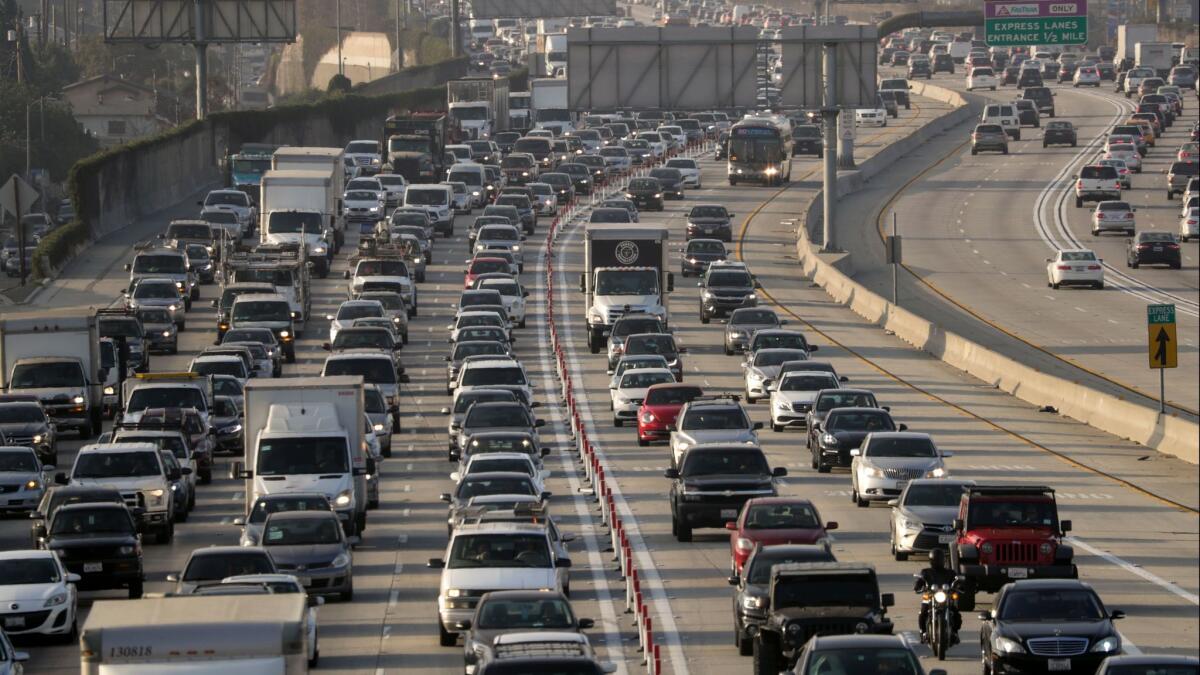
top-left (892, 538), bottom-right (909, 561)
top-left (1092, 229), bottom-right (1100, 236)
top-left (637, 437), bottom-right (648, 447)
top-left (1051, 281), bottom-right (1060, 289)
top-left (700, 313), bottom-right (710, 324)
top-left (1095, 282), bottom-right (1104, 289)
top-left (676, 519), bottom-right (692, 542)
top-left (1075, 197), bottom-right (1083, 208)
top-left (438, 619), bottom-right (457, 647)
top-left (129, 579), bottom-right (144, 599)
top-left (614, 418), bottom-right (623, 427)
top-left (772, 422), bottom-right (783, 432)
top-left (724, 344), bottom-right (733, 355)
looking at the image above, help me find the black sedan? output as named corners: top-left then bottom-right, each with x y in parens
top-left (1127, 231), bottom-right (1182, 269)
top-left (808, 407), bottom-right (903, 472)
top-left (1043, 121), bottom-right (1078, 147)
top-left (980, 579), bottom-right (1124, 675)
top-left (649, 168), bottom-right (685, 199)
top-left (626, 177), bottom-right (664, 211)
top-left (557, 163), bottom-right (594, 196)
top-left (685, 204), bottom-right (733, 241)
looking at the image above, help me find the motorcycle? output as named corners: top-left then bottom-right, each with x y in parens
top-left (923, 581), bottom-right (961, 660)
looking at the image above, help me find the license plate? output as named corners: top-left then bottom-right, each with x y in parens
top-left (938, 534), bottom-right (957, 544)
top-left (895, 481), bottom-right (908, 489)
top-left (1009, 567), bottom-right (1029, 579)
top-left (1153, 246), bottom-right (1163, 251)
top-left (1074, 266), bottom-right (1086, 271)
top-left (720, 509), bottom-right (738, 519)
top-left (1048, 658), bottom-right (1071, 671)
top-left (83, 562), bottom-right (103, 573)
top-left (3, 617), bottom-right (24, 629)
top-left (299, 577), bottom-right (312, 587)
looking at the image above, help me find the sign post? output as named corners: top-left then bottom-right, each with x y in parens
top-left (0, 174), bottom-right (41, 286)
top-left (1146, 303), bottom-right (1177, 413)
top-left (984, 0), bottom-right (1089, 47)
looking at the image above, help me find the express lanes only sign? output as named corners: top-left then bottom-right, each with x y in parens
top-left (985, 0), bottom-right (1089, 46)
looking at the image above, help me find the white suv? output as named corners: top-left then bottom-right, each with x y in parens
top-left (981, 103), bottom-right (1020, 140)
top-left (61, 442), bottom-right (181, 543)
top-left (1074, 164), bottom-right (1122, 208)
top-left (429, 522), bottom-right (571, 646)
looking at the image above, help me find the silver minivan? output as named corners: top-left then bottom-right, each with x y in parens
top-left (403, 185), bottom-right (454, 237)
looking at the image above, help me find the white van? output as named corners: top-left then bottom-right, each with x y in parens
top-left (403, 184), bottom-right (454, 237)
top-left (447, 164), bottom-right (488, 209)
top-left (981, 103), bottom-right (1021, 140)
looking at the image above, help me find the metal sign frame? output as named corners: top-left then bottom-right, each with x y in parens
top-left (104, 0), bottom-right (296, 43)
top-left (468, 0), bottom-right (617, 19)
top-left (778, 26), bottom-right (878, 109)
top-left (567, 26), bottom-right (760, 111)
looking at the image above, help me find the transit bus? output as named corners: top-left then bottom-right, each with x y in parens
top-left (726, 115), bottom-right (793, 186)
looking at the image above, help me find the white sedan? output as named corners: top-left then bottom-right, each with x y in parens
top-left (610, 367), bottom-right (676, 426)
top-left (1104, 143), bottom-right (1141, 172)
top-left (0, 550), bottom-right (78, 641)
top-left (1073, 66), bottom-right (1101, 87)
top-left (769, 370), bottom-right (842, 432)
top-left (451, 451), bottom-right (549, 496)
top-left (1180, 206), bottom-right (1198, 242)
top-left (966, 67), bottom-right (997, 91)
top-left (666, 158), bottom-right (702, 189)
top-left (1091, 201), bottom-right (1136, 236)
top-left (1047, 249), bottom-right (1104, 289)
top-left (856, 105), bottom-right (888, 127)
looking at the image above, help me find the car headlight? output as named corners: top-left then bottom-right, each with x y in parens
top-left (740, 595), bottom-right (767, 610)
top-left (221, 423), bottom-right (243, 435)
top-left (103, 386), bottom-right (115, 396)
top-left (43, 592), bottom-right (69, 608)
top-left (926, 466), bottom-right (947, 478)
top-left (822, 433), bottom-right (838, 447)
top-left (776, 400), bottom-right (792, 411)
top-left (654, 193), bottom-right (663, 198)
top-left (471, 191), bottom-right (480, 197)
top-left (118, 545), bottom-right (137, 555)
top-left (1091, 636), bottom-right (1121, 653)
top-left (25, 479), bottom-right (41, 490)
top-left (993, 636), bottom-right (1025, 654)
top-left (369, 206), bottom-right (380, 212)
top-left (641, 412), bottom-right (656, 423)
top-left (702, 290), bottom-right (715, 300)
top-left (334, 490), bottom-right (353, 507)
top-left (331, 551), bottom-right (352, 568)
top-left (312, 246), bottom-right (327, 255)
top-left (167, 304), bottom-right (179, 312)
top-left (374, 423), bottom-right (385, 432)
top-left (32, 433), bottom-right (44, 444)
top-left (735, 537), bottom-right (755, 552)
top-left (446, 588), bottom-right (467, 598)
top-left (145, 489), bottom-right (165, 507)
top-left (279, 330), bottom-right (291, 339)
top-left (864, 464), bottom-right (885, 478)
top-left (175, 281), bottom-right (184, 289)
top-left (73, 395), bottom-right (85, 404)
top-left (512, 245), bottom-right (521, 252)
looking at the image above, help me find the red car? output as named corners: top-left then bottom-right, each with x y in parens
top-left (726, 497), bottom-right (837, 575)
top-left (636, 383), bottom-right (703, 446)
top-left (463, 257), bottom-right (510, 289)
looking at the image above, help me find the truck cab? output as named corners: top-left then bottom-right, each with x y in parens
top-left (260, 209), bottom-right (332, 276)
top-left (580, 226), bottom-right (673, 353)
top-left (223, 246), bottom-right (313, 332)
top-left (124, 246), bottom-right (196, 307)
top-left (950, 484), bottom-right (1076, 610)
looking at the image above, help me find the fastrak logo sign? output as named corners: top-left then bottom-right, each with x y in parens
top-left (994, 3), bottom-right (1041, 15)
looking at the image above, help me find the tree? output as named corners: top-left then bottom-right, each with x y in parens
top-left (0, 80), bottom-right (98, 183)
top-left (327, 73), bottom-right (352, 93)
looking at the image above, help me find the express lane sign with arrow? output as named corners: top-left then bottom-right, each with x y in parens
top-left (1147, 303), bottom-right (1177, 370)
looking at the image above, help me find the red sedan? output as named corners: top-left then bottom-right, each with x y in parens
top-left (463, 257), bottom-right (510, 289)
top-left (726, 497), bottom-right (837, 574)
top-left (636, 382), bottom-right (703, 446)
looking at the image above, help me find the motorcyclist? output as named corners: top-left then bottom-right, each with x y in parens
top-left (914, 548), bottom-right (961, 644)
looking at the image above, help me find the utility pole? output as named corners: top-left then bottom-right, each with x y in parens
top-left (194, 0), bottom-right (208, 119)
top-left (394, 0), bottom-right (401, 71)
top-left (337, 0), bottom-right (344, 75)
top-left (449, 0), bottom-right (461, 57)
top-left (821, 41), bottom-right (839, 252)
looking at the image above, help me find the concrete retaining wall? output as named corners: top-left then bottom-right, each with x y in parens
top-left (797, 82), bottom-right (1200, 464)
top-left (356, 58), bottom-right (468, 97)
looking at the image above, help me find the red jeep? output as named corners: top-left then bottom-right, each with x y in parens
top-left (949, 485), bottom-right (1076, 610)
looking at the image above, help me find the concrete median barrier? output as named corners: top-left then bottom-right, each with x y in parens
top-left (796, 82), bottom-right (1199, 464)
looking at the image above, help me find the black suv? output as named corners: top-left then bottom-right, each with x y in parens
top-left (752, 563), bottom-right (894, 673)
top-left (665, 444), bottom-right (784, 542)
top-left (792, 125), bottom-right (823, 157)
top-left (41, 502), bottom-right (144, 598)
top-left (557, 163), bottom-right (594, 196)
top-left (729, 544), bottom-right (836, 656)
top-left (681, 238), bottom-right (728, 276)
top-left (933, 53), bottom-right (955, 74)
top-left (626, 177), bottom-right (664, 211)
top-left (908, 60), bottom-right (932, 79)
top-left (1022, 86), bottom-right (1056, 117)
top-left (1043, 121), bottom-right (1077, 147)
top-left (699, 263), bottom-right (758, 322)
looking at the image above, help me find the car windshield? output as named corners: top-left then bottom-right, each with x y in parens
top-left (461, 367), bottom-right (526, 387)
top-left (625, 336), bottom-right (677, 358)
top-left (205, 192), bottom-right (247, 206)
top-left (338, 303), bottom-right (383, 321)
top-left (999, 589), bottom-right (1104, 621)
top-left (774, 573), bottom-right (878, 608)
top-left (51, 508), bottom-right (133, 535)
top-left (406, 189), bottom-right (447, 206)
top-left (119, 434), bottom-right (187, 458)
top-left (805, 648), bottom-right (921, 675)
top-left (682, 450), bottom-right (768, 476)
top-left (73, 451), bottom-right (160, 478)
top-left (458, 476), bottom-right (536, 500)
top-left (347, 141), bottom-right (377, 154)
top-left (9, 361), bottom-right (83, 389)
top-left (969, 500), bottom-right (1057, 528)
top-left (753, 333), bottom-right (808, 351)
top-left (613, 318), bottom-right (663, 338)
top-left (324, 358), bottom-right (396, 384)
top-left (457, 315), bottom-right (503, 329)
top-left (866, 437), bottom-right (936, 457)
top-left (466, 405), bottom-right (531, 428)
top-left (479, 227), bottom-right (518, 241)
top-left (346, 190), bottom-right (378, 201)
top-left (224, 329), bottom-right (273, 344)
top-left (780, 374), bottom-right (838, 391)
top-left (257, 437), bottom-right (349, 475)
top-left (754, 350), bottom-right (808, 367)
top-left (477, 598), bottom-right (574, 629)
top-left (904, 482), bottom-right (966, 507)
top-left (168, 224), bottom-right (212, 239)
top-left (132, 254), bottom-right (185, 274)
top-left (688, 240), bottom-right (725, 254)
top-left (193, 360), bottom-right (244, 379)
top-left (744, 503), bottom-right (819, 530)
top-left (825, 409), bottom-right (892, 431)
top-left (621, 371), bottom-right (674, 388)
top-left (1139, 232), bottom-right (1176, 243)
top-left (264, 517), bottom-right (341, 546)
top-left (126, 387), bottom-right (205, 413)
top-left (232, 301), bottom-right (291, 322)
top-left (1101, 666), bottom-right (1198, 675)
top-left (708, 271), bottom-right (752, 287)
top-left (747, 549), bottom-right (835, 584)
top-left (0, 557), bottom-right (59, 584)
top-left (334, 330), bottom-right (394, 350)
top-left (682, 408), bottom-right (747, 430)
top-left (0, 404), bottom-right (44, 425)
top-left (470, 458), bottom-right (533, 475)
top-left (0, 449), bottom-right (37, 472)
top-left (448, 533), bottom-right (550, 568)
top-left (453, 392), bottom-right (516, 414)
top-left (183, 554), bottom-right (274, 581)
top-left (480, 281), bottom-right (520, 297)
top-left (132, 281), bottom-right (179, 299)
top-left (732, 310), bottom-right (776, 325)
top-left (248, 496), bottom-right (329, 524)
top-left (1060, 251), bottom-right (1097, 262)
top-left (453, 343), bottom-right (509, 361)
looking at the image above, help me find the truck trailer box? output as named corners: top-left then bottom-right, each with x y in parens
top-left (1116, 24), bottom-right (1159, 60)
top-left (0, 307), bottom-right (103, 433)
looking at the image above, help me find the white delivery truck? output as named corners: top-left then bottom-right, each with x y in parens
top-left (0, 308), bottom-right (103, 438)
top-left (537, 18), bottom-right (568, 35)
top-left (80, 595), bottom-right (311, 674)
top-left (1116, 24), bottom-right (1158, 62)
top-left (271, 147), bottom-right (346, 249)
top-left (447, 77), bottom-right (511, 140)
top-left (530, 78), bottom-right (573, 136)
top-left (259, 170), bottom-right (337, 275)
top-left (544, 33), bottom-right (568, 76)
top-left (580, 225), bottom-right (673, 353)
top-left (1135, 42), bottom-right (1174, 77)
top-left (234, 376), bottom-right (369, 536)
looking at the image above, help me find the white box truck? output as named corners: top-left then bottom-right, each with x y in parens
top-left (1135, 42), bottom-right (1173, 76)
top-left (80, 595), bottom-right (311, 675)
top-left (579, 225), bottom-right (673, 353)
top-left (544, 33), bottom-right (568, 76)
top-left (259, 169), bottom-right (337, 275)
top-left (234, 376), bottom-right (368, 536)
top-left (447, 77), bottom-right (511, 140)
top-left (271, 147), bottom-right (346, 250)
top-left (0, 308), bottom-right (103, 439)
top-left (1116, 24), bottom-right (1158, 62)
top-left (531, 78), bottom-right (573, 136)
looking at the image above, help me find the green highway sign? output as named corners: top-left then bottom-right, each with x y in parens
top-left (1147, 303), bottom-right (1176, 325)
top-left (984, 16), bottom-right (1088, 46)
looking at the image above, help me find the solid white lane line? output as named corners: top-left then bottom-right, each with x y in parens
top-left (1070, 536), bottom-right (1200, 605)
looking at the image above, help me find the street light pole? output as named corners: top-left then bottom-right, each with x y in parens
top-left (337, 0), bottom-right (344, 76)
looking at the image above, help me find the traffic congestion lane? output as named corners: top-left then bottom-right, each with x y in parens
top-left (0, 208), bottom-right (637, 673)
top-left (549, 102), bottom-right (1199, 673)
top-left (860, 65), bottom-right (1199, 414)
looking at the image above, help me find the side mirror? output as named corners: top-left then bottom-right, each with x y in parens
top-left (978, 611), bottom-right (993, 622)
top-left (540, 491), bottom-right (553, 501)
top-left (322, 343), bottom-right (332, 351)
top-left (952, 518), bottom-right (964, 531)
top-left (1110, 610), bottom-right (1125, 620)
top-left (165, 573), bottom-right (179, 582)
top-left (849, 448), bottom-right (861, 457)
top-left (343, 270), bottom-right (351, 279)
top-left (838, 375), bottom-right (849, 382)
top-left (440, 407), bottom-right (451, 415)
top-left (725, 521), bottom-right (738, 530)
top-left (124, 263), bottom-right (132, 272)
top-left (54, 472), bottom-right (68, 485)
top-left (898, 423), bottom-right (908, 431)
top-left (752, 422), bottom-right (764, 430)
top-left (1060, 519), bottom-right (1072, 533)
top-left (881, 593), bottom-right (895, 608)
top-left (825, 521), bottom-right (838, 530)
top-left (455, 619), bottom-right (472, 631)
top-left (727, 574), bottom-right (741, 586)
top-left (450, 472), bottom-right (462, 482)
top-left (325, 314), bottom-right (335, 321)
top-left (233, 517), bottom-right (246, 526)
top-left (555, 557), bottom-right (572, 568)
top-left (578, 617), bottom-right (594, 629)
top-left (427, 558), bottom-right (445, 569)
top-left (772, 466), bottom-right (788, 477)
top-left (941, 450), bottom-right (954, 458)
top-left (535, 419), bottom-right (546, 427)
top-left (439, 493), bottom-right (452, 502)
top-left (663, 468), bottom-right (680, 479)
top-left (886, 499), bottom-right (899, 507)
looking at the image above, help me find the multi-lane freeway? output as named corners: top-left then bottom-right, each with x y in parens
top-left (3, 61), bottom-right (1198, 675)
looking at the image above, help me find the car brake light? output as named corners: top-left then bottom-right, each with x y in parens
top-left (1076, 181), bottom-right (1083, 189)
top-left (1087, 265), bottom-right (1102, 270)
top-left (1057, 264), bottom-right (1072, 270)
top-left (1167, 243), bottom-right (1180, 249)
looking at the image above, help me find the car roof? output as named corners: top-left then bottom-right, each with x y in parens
top-left (189, 546), bottom-right (270, 558)
top-left (79, 442), bottom-right (160, 454)
top-left (1003, 578), bottom-right (1095, 592)
top-left (745, 496), bottom-right (814, 506)
top-left (0, 549), bottom-right (57, 562)
top-left (263, 510), bottom-right (340, 523)
top-left (864, 431), bottom-right (930, 440)
top-left (453, 520), bottom-right (547, 535)
top-left (808, 634), bottom-right (910, 650)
